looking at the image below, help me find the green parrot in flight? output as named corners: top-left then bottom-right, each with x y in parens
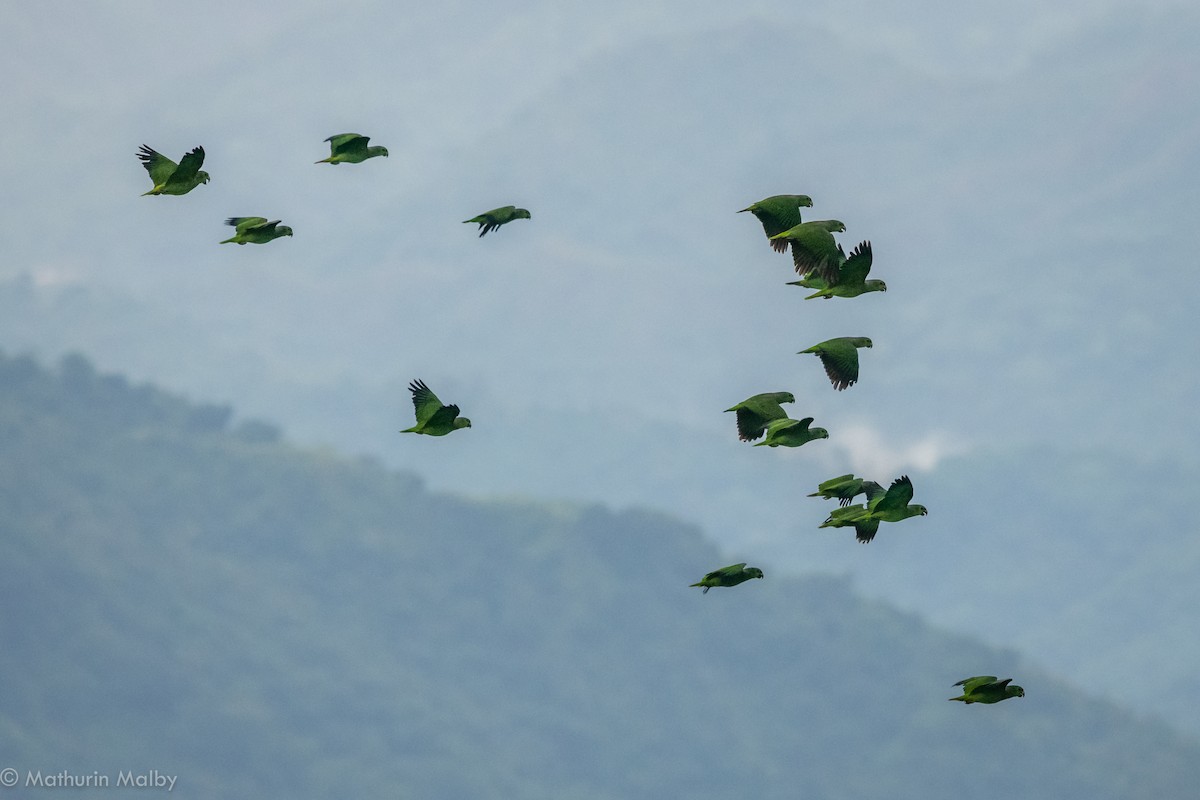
top-left (219, 217), bottom-right (293, 245)
top-left (754, 417), bottom-right (829, 448)
top-left (808, 474), bottom-right (881, 506)
top-left (739, 194), bottom-right (813, 253)
top-left (400, 379), bottom-right (472, 436)
top-left (316, 133), bottom-right (389, 164)
top-left (949, 676), bottom-right (1026, 704)
top-left (463, 205), bottom-right (531, 236)
top-left (137, 144), bottom-right (210, 196)
top-left (690, 563), bottom-right (764, 593)
top-left (770, 219), bottom-right (847, 283)
top-left (789, 241), bottom-right (886, 299)
top-left (799, 337), bottom-right (873, 390)
top-left (725, 392), bottom-right (795, 442)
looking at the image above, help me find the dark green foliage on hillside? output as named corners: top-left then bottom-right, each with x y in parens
top-left (2, 351), bottom-right (1199, 799)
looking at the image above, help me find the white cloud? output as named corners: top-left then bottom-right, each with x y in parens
top-left (30, 263), bottom-right (85, 288)
top-left (821, 422), bottom-right (971, 477)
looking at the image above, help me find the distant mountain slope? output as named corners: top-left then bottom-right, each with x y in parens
top-left (5, 275), bottom-right (1200, 737)
top-left (2, 350), bottom-right (1198, 800)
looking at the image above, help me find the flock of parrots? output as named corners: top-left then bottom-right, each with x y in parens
top-left (137, 143), bottom-right (1023, 705)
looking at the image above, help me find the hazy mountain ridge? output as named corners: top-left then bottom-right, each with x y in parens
top-left (4, 350), bottom-right (1200, 799)
top-left (4, 272), bottom-right (1200, 734)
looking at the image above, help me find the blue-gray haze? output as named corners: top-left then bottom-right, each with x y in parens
top-left (1, 0), bottom-right (1197, 737)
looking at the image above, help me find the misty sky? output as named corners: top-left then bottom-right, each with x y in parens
top-left (3, 0), bottom-right (1199, 733)
top-left (4, 0), bottom-right (1197, 514)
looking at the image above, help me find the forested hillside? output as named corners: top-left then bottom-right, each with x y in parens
top-left (2, 351), bottom-right (1198, 799)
